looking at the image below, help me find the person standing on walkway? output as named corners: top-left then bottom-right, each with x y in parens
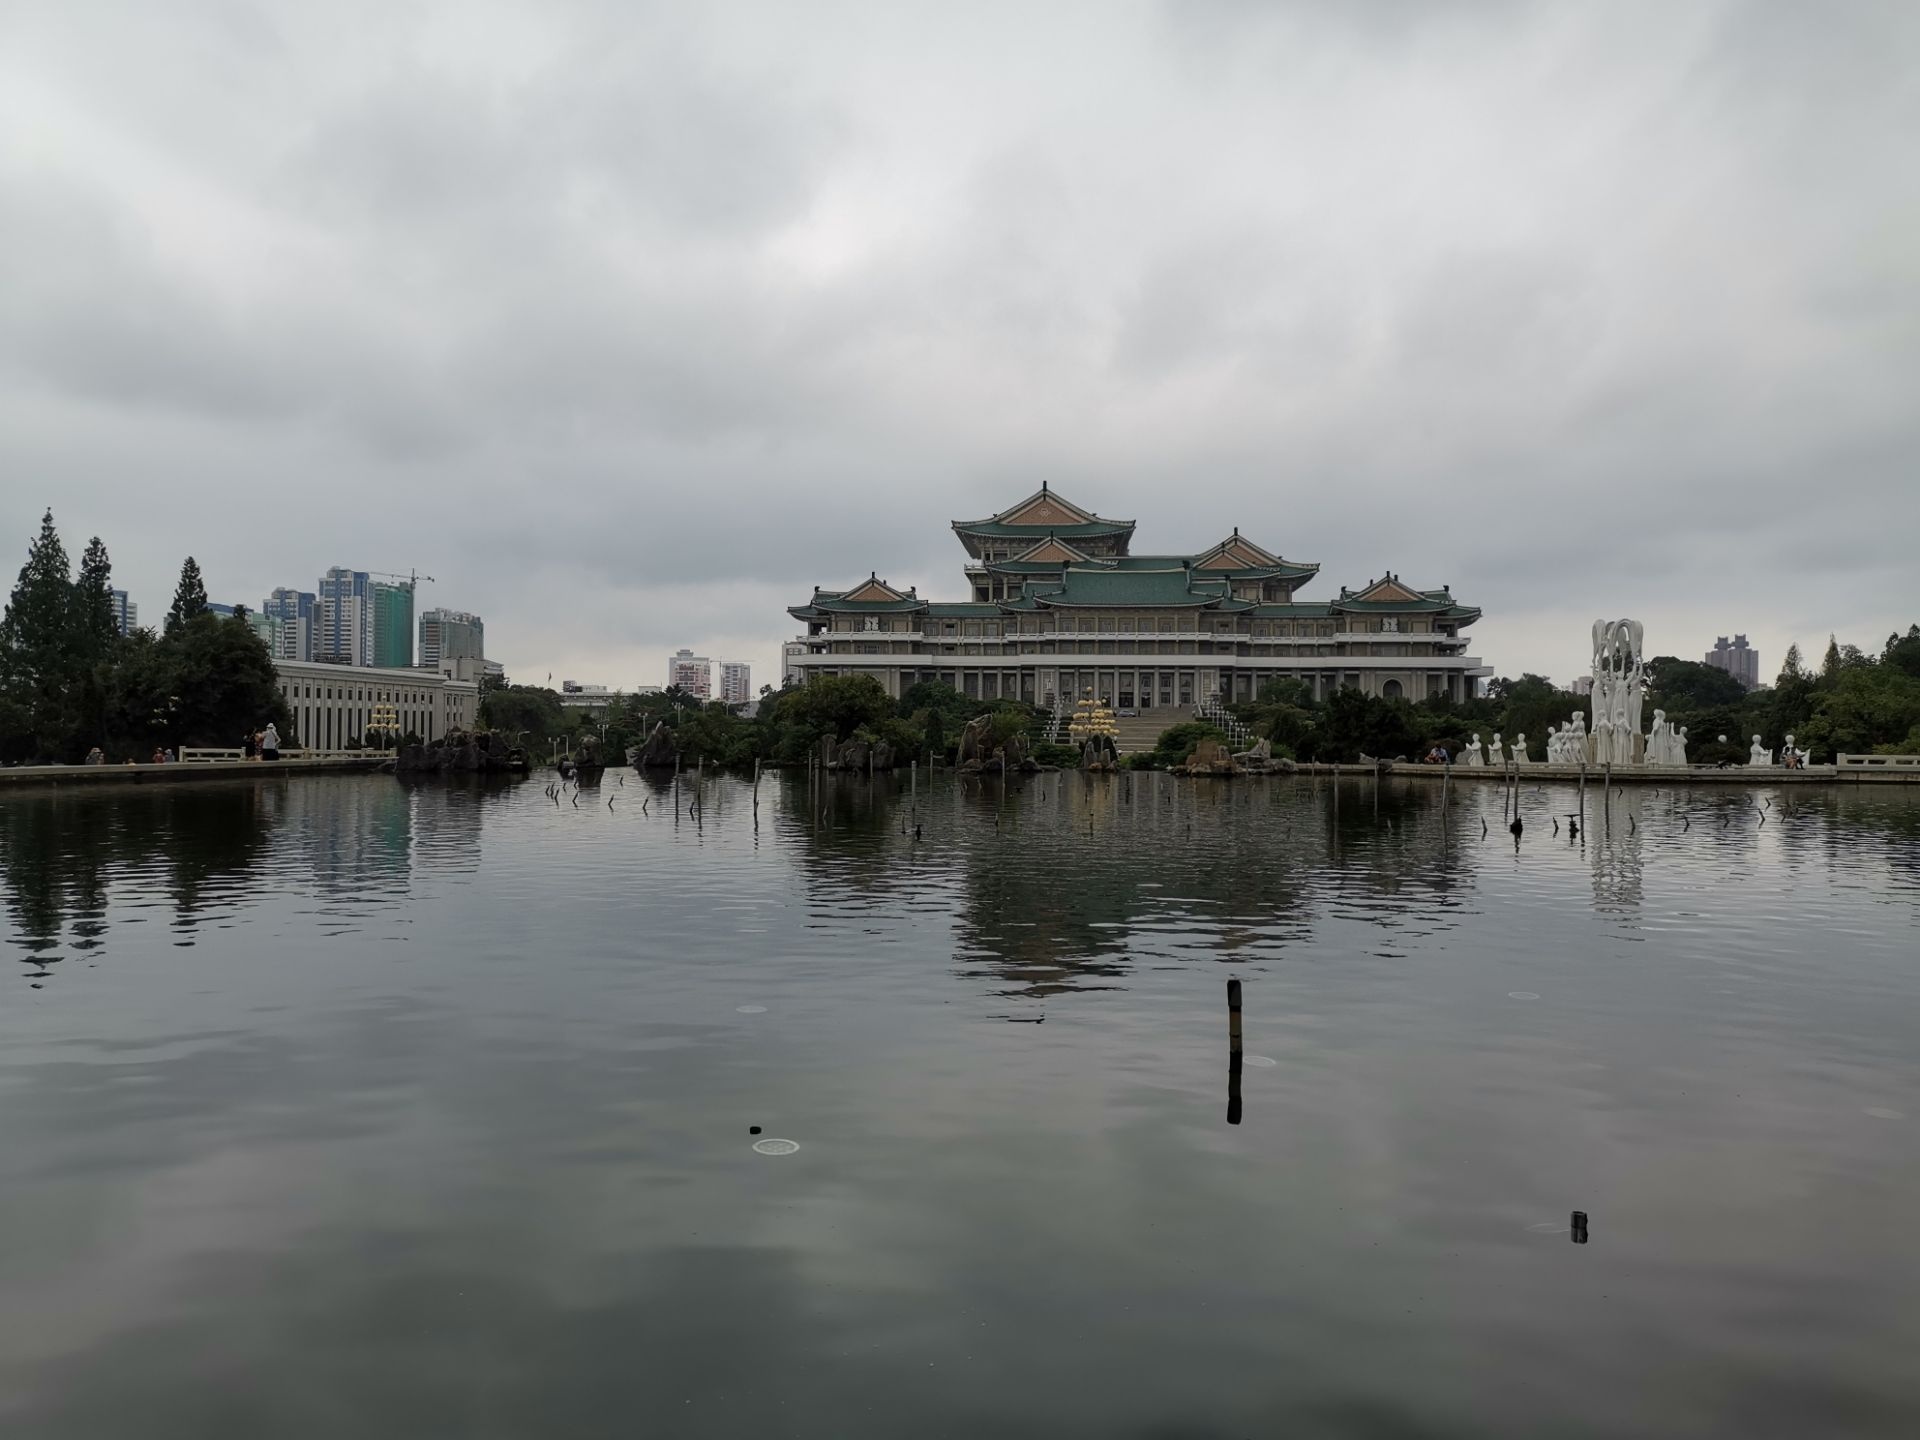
top-left (242, 731), bottom-right (257, 761)
top-left (260, 722), bottom-right (281, 761)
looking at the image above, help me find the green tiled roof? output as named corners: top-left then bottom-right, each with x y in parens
top-left (793, 589), bottom-right (927, 614)
top-left (953, 519), bottom-right (1134, 539)
top-left (924, 602), bottom-right (1004, 617)
top-left (1247, 603), bottom-right (1336, 617)
top-left (1028, 566), bottom-right (1232, 608)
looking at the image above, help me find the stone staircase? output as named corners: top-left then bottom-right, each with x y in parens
top-left (1111, 706), bottom-right (1189, 756)
top-left (1194, 694), bottom-right (1254, 750)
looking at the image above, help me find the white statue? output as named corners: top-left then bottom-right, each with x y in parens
top-left (1748, 735), bottom-right (1771, 767)
top-left (1646, 709), bottom-right (1670, 766)
top-left (1490, 732), bottom-right (1505, 766)
top-left (1544, 724), bottom-right (1560, 763)
top-left (1783, 732), bottom-right (1807, 769)
top-left (1584, 618), bottom-right (1648, 764)
top-left (1569, 711), bottom-right (1589, 765)
top-left (1673, 726), bottom-right (1689, 766)
top-left (1513, 733), bottom-right (1530, 765)
top-left (1464, 733), bottom-right (1485, 767)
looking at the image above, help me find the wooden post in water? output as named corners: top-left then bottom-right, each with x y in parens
top-left (1578, 762), bottom-right (1587, 828)
top-left (1604, 760), bottom-right (1612, 833)
top-left (1227, 978), bottom-right (1244, 1126)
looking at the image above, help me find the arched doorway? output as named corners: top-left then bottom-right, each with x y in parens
top-left (1381, 678), bottom-right (1404, 700)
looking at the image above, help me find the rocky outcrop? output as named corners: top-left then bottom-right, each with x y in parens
top-left (955, 713), bottom-right (993, 767)
top-left (819, 737), bottom-right (897, 771)
top-left (1178, 738), bottom-right (1241, 777)
top-left (630, 722), bottom-right (677, 769)
top-left (395, 730), bottom-right (529, 776)
top-left (1080, 740), bottom-right (1118, 773)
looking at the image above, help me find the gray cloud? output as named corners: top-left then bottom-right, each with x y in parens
top-left (3, 0), bottom-right (1916, 689)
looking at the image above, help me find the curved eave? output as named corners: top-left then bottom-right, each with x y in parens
top-left (951, 520), bottom-right (1136, 539)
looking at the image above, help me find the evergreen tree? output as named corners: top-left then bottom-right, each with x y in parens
top-left (1821, 634), bottom-right (1842, 680)
top-left (166, 556), bottom-right (209, 633)
top-left (73, 536), bottom-right (117, 658)
top-left (1777, 642), bottom-right (1807, 686)
top-left (0, 510), bottom-right (76, 761)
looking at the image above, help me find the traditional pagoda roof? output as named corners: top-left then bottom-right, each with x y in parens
top-left (952, 484), bottom-right (1135, 548)
top-left (1188, 529), bottom-right (1320, 580)
top-left (1330, 573), bottom-right (1480, 623)
top-left (787, 574), bottom-right (928, 620)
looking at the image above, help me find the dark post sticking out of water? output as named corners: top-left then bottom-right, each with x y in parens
top-left (1227, 978), bottom-right (1243, 1126)
top-left (1604, 760), bottom-right (1613, 834)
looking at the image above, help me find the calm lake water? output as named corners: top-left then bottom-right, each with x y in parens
top-left (2, 769), bottom-right (1917, 1438)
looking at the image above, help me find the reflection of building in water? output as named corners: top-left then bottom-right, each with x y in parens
top-left (786, 771), bottom-right (1464, 1008)
top-left (278, 778), bottom-right (415, 899)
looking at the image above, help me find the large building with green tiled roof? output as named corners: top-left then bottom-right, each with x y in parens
top-left (788, 485), bottom-right (1488, 712)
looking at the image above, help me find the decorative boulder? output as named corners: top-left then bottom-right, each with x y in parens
top-left (633, 721), bottom-right (678, 769)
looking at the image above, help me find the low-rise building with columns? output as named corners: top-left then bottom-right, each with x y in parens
top-left (274, 659), bottom-right (479, 750)
top-left (787, 486), bottom-right (1488, 711)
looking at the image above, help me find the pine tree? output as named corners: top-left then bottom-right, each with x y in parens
top-left (0, 510), bottom-right (77, 760)
top-left (167, 556), bottom-right (209, 633)
top-left (1777, 642), bottom-right (1806, 686)
top-left (1821, 634), bottom-right (1842, 680)
top-left (73, 536), bottom-right (116, 658)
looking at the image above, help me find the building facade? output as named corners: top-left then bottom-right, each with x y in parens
top-left (273, 659), bottom-right (478, 751)
top-left (263, 588), bottom-right (316, 661)
top-left (316, 568), bottom-right (372, 666)
top-left (370, 580), bottom-right (415, 668)
top-left (719, 661), bottom-right (752, 704)
top-left (419, 608), bottom-right (485, 671)
top-left (1705, 634), bottom-right (1760, 690)
top-left (667, 649), bottom-right (713, 697)
top-left (787, 486), bottom-right (1488, 708)
top-left (109, 589), bottom-right (138, 636)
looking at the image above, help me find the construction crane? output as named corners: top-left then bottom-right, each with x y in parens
top-left (367, 570), bottom-right (436, 589)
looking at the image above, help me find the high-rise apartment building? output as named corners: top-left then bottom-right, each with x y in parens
top-left (317, 568), bottom-right (373, 665)
top-left (719, 661), bottom-right (752, 704)
top-left (109, 589), bottom-right (138, 636)
top-left (667, 648), bottom-right (713, 697)
top-left (370, 580), bottom-right (415, 668)
top-left (263, 588), bottom-right (316, 662)
top-left (419, 608), bottom-right (485, 671)
top-left (1705, 634), bottom-right (1760, 690)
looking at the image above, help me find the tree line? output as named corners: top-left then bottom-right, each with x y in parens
top-left (1223, 632), bottom-right (1920, 766)
top-left (0, 511), bottom-right (290, 764)
top-left (476, 625), bottom-right (1920, 775)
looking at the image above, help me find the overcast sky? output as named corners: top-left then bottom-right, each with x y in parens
top-left (4, 0), bottom-right (1916, 693)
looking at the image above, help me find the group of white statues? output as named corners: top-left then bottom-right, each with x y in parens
top-left (1452, 619), bottom-right (1813, 770)
top-left (1459, 731), bottom-right (1530, 767)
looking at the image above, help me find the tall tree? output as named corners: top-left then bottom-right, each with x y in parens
top-left (1821, 634), bottom-right (1843, 680)
top-left (0, 510), bottom-right (76, 761)
top-left (1777, 643), bottom-right (1807, 686)
top-left (73, 536), bottom-right (117, 659)
top-left (167, 556), bottom-right (209, 633)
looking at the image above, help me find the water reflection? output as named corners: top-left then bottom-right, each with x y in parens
top-left (0, 776), bottom-right (523, 984)
top-left (1, 771), bottom-right (1918, 1435)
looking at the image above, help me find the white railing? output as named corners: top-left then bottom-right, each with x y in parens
top-left (1837, 753), bottom-right (1920, 769)
top-left (178, 747), bottom-right (389, 764)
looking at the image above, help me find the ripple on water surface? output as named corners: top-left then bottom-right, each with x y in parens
top-left (1, 770), bottom-right (1918, 1436)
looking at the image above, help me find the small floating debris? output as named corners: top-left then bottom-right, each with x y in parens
top-left (1571, 1210), bottom-right (1589, 1244)
top-left (1244, 1055), bottom-right (1277, 1068)
top-left (736, 1004), bottom-right (768, 1014)
top-left (1508, 991), bottom-right (1540, 1000)
top-left (752, 1138), bottom-right (800, 1156)
top-left (1864, 1107), bottom-right (1905, 1121)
